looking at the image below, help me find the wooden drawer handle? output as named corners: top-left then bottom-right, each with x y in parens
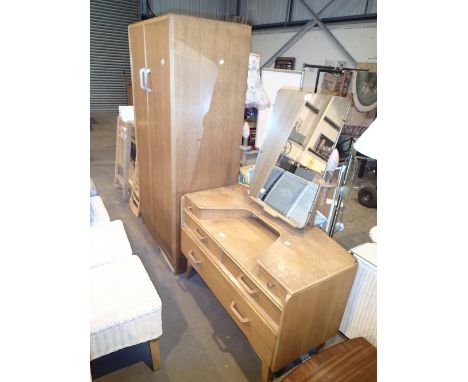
top-left (229, 302), bottom-right (250, 325)
top-left (266, 281), bottom-right (276, 289)
top-left (194, 227), bottom-right (208, 242)
top-left (186, 205), bottom-right (194, 212)
top-left (187, 250), bottom-right (202, 266)
top-left (237, 274), bottom-right (258, 296)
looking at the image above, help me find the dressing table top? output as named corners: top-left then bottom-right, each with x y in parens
top-left (184, 184), bottom-right (356, 294)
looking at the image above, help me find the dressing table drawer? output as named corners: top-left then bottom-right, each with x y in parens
top-left (181, 227), bottom-right (213, 278)
top-left (181, 228), bottom-right (276, 363)
top-left (183, 212), bottom-right (223, 259)
top-left (183, 197), bottom-right (200, 217)
top-left (257, 266), bottom-right (288, 305)
top-left (221, 255), bottom-right (282, 328)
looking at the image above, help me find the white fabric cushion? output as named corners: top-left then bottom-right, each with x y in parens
top-left (90, 196), bottom-right (110, 227)
top-left (369, 225), bottom-right (377, 243)
top-left (351, 242), bottom-right (377, 267)
top-left (90, 220), bottom-right (132, 268)
top-left (90, 256), bottom-right (162, 360)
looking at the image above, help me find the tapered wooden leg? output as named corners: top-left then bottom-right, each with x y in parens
top-left (261, 361), bottom-right (273, 382)
top-left (185, 262), bottom-right (194, 279)
top-left (149, 338), bottom-right (160, 372)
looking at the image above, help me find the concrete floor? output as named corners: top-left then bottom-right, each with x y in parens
top-left (90, 111), bottom-right (377, 381)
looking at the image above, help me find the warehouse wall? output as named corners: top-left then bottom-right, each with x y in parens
top-left (147, 0), bottom-right (376, 23)
top-left (91, 0), bottom-right (140, 111)
top-left (147, 0), bottom-right (236, 20)
top-left (251, 22), bottom-right (376, 88)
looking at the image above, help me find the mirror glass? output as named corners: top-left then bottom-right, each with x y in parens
top-left (250, 89), bottom-right (349, 228)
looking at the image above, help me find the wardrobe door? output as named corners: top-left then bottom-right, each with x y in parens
top-left (171, 15), bottom-right (250, 194)
top-left (128, 24), bottom-right (154, 232)
top-left (143, 19), bottom-right (175, 266)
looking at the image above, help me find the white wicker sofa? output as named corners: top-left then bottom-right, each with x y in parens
top-left (90, 180), bottom-right (162, 372)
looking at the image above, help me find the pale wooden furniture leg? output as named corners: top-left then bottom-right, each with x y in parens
top-left (123, 122), bottom-right (132, 202)
top-left (149, 338), bottom-right (160, 372)
top-left (261, 361), bottom-right (273, 382)
top-left (114, 117), bottom-right (122, 189)
top-left (114, 116), bottom-right (133, 201)
top-left (128, 162), bottom-right (141, 217)
top-left (185, 262), bottom-right (194, 279)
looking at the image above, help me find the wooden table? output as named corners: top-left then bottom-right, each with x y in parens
top-left (282, 337), bottom-right (376, 382)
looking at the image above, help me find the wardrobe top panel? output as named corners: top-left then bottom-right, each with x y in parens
top-left (129, 13), bottom-right (251, 32)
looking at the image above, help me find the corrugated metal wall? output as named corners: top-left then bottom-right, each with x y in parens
top-left (149, 0), bottom-right (237, 20)
top-left (90, 0), bottom-right (140, 112)
top-left (243, 0), bottom-right (288, 25)
top-left (366, 0), bottom-right (377, 14)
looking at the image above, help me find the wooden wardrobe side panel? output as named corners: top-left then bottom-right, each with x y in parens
top-left (128, 24), bottom-right (154, 232)
top-left (172, 15), bottom-right (251, 195)
top-left (144, 19), bottom-right (175, 265)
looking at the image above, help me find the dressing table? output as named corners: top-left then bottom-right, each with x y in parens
top-left (181, 90), bottom-right (357, 381)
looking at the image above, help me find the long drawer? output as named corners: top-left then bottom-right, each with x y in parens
top-left (181, 227), bottom-right (277, 363)
top-left (220, 254), bottom-right (282, 328)
top-left (183, 212), bottom-right (283, 328)
top-left (183, 211), bottom-right (224, 260)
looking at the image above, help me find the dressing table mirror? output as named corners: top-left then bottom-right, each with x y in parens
top-left (249, 89), bottom-right (350, 228)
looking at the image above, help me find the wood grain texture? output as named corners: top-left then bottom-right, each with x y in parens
top-left (144, 18), bottom-right (175, 265)
top-left (180, 185), bottom-right (357, 373)
top-left (271, 268), bottom-right (357, 371)
top-left (282, 337), bottom-right (377, 382)
top-left (181, 228), bottom-right (276, 364)
top-left (262, 361), bottom-right (273, 382)
top-left (184, 184), bottom-right (356, 294)
top-left (129, 15), bottom-right (251, 273)
top-left (171, 15), bottom-right (251, 272)
top-left (172, 15), bottom-right (250, 193)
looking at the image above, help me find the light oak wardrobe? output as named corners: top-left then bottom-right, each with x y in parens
top-left (128, 14), bottom-right (251, 272)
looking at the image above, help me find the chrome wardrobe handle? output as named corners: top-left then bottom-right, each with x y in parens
top-left (144, 68), bottom-right (151, 92)
top-left (139, 67), bottom-right (146, 91)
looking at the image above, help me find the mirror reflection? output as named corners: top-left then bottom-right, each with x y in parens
top-left (254, 92), bottom-right (349, 228)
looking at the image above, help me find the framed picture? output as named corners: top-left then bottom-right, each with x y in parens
top-left (309, 134), bottom-right (334, 161)
top-left (274, 57), bottom-right (296, 70)
top-left (341, 124), bottom-right (368, 138)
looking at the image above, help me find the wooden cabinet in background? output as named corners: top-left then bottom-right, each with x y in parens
top-left (128, 14), bottom-right (251, 272)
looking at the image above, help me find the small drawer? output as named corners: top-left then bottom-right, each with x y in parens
top-left (183, 197), bottom-right (200, 217)
top-left (181, 227), bottom-right (210, 277)
top-left (221, 255), bottom-right (282, 328)
top-left (183, 212), bottom-right (223, 259)
top-left (181, 228), bottom-right (276, 364)
top-left (257, 266), bottom-right (288, 306)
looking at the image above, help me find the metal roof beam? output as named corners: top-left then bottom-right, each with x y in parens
top-left (299, 0), bottom-right (357, 67)
top-left (261, 0), bottom-right (337, 70)
top-left (252, 13), bottom-right (377, 31)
